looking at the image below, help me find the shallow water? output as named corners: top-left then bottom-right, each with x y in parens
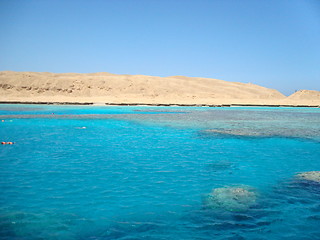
top-left (0, 105), bottom-right (319, 239)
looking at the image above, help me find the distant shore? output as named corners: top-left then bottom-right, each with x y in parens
top-left (1, 71), bottom-right (319, 107)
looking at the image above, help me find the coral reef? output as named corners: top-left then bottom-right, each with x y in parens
top-left (204, 186), bottom-right (257, 212)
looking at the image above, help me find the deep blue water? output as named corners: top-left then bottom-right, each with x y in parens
top-left (0, 105), bottom-right (320, 239)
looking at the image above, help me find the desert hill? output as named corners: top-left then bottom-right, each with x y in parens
top-left (0, 71), bottom-right (319, 106)
top-left (288, 90), bottom-right (320, 100)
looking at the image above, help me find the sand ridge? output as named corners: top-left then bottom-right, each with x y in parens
top-left (287, 90), bottom-right (320, 100)
top-left (0, 71), bottom-right (319, 106)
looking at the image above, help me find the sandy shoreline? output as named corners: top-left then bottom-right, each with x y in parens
top-left (0, 100), bottom-right (319, 108)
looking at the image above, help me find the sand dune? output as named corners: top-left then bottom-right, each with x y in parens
top-left (0, 71), bottom-right (319, 106)
top-left (287, 90), bottom-right (320, 100)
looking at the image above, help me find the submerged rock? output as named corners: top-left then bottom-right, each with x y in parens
top-left (0, 210), bottom-right (80, 240)
top-left (203, 186), bottom-right (257, 212)
top-left (295, 171), bottom-right (320, 183)
top-left (206, 160), bottom-right (235, 172)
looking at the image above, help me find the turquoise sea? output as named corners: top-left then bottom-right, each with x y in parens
top-left (0, 104), bottom-right (319, 240)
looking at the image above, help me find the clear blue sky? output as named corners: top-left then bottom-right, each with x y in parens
top-left (0, 0), bottom-right (319, 95)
